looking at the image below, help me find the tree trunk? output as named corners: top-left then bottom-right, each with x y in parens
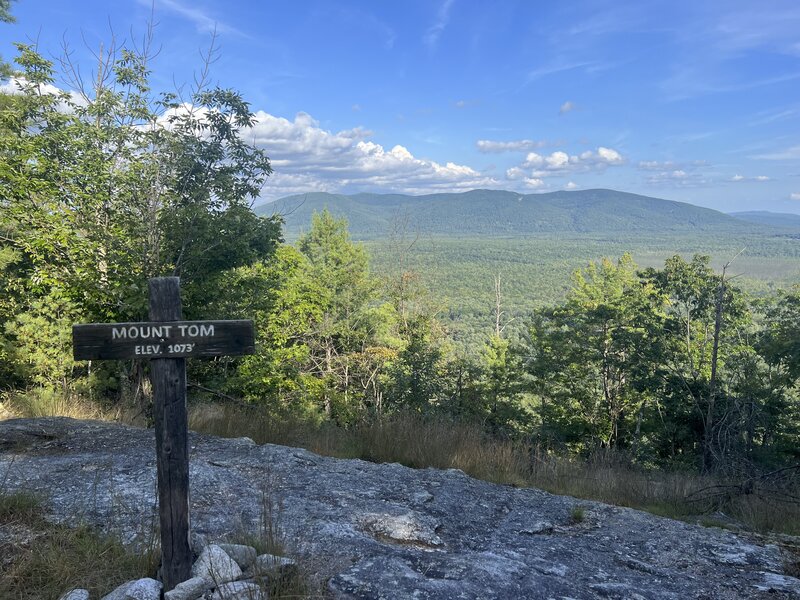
top-left (703, 266), bottom-right (727, 472)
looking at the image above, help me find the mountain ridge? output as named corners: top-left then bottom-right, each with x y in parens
top-left (729, 210), bottom-right (800, 229)
top-left (256, 188), bottom-right (768, 238)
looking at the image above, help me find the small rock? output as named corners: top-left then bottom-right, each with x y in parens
top-left (250, 552), bottom-right (297, 576)
top-left (163, 576), bottom-right (213, 600)
top-left (211, 581), bottom-right (264, 600)
top-left (58, 590), bottom-right (90, 600)
top-left (520, 521), bottom-right (554, 535)
top-left (191, 544), bottom-right (243, 584)
top-left (361, 512), bottom-right (443, 547)
top-left (101, 578), bottom-right (162, 600)
top-left (410, 491), bottom-right (434, 505)
top-left (218, 543), bottom-right (257, 570)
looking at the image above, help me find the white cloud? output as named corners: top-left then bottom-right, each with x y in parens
top-left (644, 169), bottom-right (708, 187)
top-left (247, 111), bottom-right (499, 199)
top-left (731, 174), bottom-right (771, 182)
top-left (514, 146), bottom-right (624, 177)
top-left (638, 160), bottom-right (679, 171)
top-left (0, 77), bottom-right (88, 110)
top-left (505, 167), bottom-right (526, 180)
top-left (559, 101), bottom-right (576, 115)
top-left (0, 78), bottom-right (497, 199)
top-left (565, 181), bottom-right (578, 190)
top-left (476, 139), bottom-right (546, 153)
top-left (638, 158), bottom-right (712, 188)
top-left (455, 99), bottom-right (467, 108)
top-left (791, 192), bottom-right (800, 201)
top-left (596, 147), bottom-right (623, 163)
top-left (524, 178), bottom-right (545, 189)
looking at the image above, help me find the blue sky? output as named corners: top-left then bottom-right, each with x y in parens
top-left (1, 0), bottom-right (799, 213)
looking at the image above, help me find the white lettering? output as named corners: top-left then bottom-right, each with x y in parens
top-left (134, 344), bottom-right (162, 355)
top-left (200, 324), bottom-right (215, 337)
top-left (113, 327), bottom-right (127, 340)
top-left (187, 324), bottom-right (199, 337)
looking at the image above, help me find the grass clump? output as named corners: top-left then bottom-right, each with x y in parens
top-left (0, 490), bottom-right (159, 599)
top-left (570, 505), bottom-right (586, 524)
top-left (0, 490), bottom-right (41, 524)
top-left (3, 388), bottom-right (106, 421)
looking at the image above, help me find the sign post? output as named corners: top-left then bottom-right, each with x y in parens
top-left (72, 277), bottom-right (255, 591)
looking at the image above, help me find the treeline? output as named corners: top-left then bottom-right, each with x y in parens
top-left (1, 43), bottom-right (799, 475)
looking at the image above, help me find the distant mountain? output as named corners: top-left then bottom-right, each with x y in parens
top-left (729, 211), bottom-right (800, 229)
top-left (256, 189), bottom-right (766, 238)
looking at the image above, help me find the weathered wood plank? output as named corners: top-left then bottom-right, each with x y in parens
top-left (72, 319), bottom-right (255, 360)
top-left (149, 277), bottom-right (192, 591)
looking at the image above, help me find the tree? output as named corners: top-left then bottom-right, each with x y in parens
top-left (641, 255), bottom-right (751, 470)
top-left (296, 209), bottom-right (399, 420)
top-left (527, 254), bottom-right (664, 452)
top-left (0, 0), bottom-right (15, 78)
top-left (0, 38), bottom-right (280, 401)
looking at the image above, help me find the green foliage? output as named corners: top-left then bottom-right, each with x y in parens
top-left (5, 290), bottom-right (78, 389)
top-left (760, 286), bottom-right (800, 380)
top-left (528, 254), bottom-right (663, 452)
top-left (0, 40), bottom-right (280, 398)
top-left (525, 252), bottom-right (800, 470)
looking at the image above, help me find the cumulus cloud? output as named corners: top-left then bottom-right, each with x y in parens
top-left (559, 101), bottom-right (576, 115)
top-left (638, 158), bottom-right (711, 187)
top-left (246, 111), bottom-right (499, 199)
top-left (476, 139), bottom-right (547, 153)
top-left (505, 167), bottom-right (526, 180)
top-left (565, 181), bottom-right (578, 190)
top-left (731, 174), bottom-right (771, 182)
top-left (0, 77), bottom-right (88, 110)
top-left (0, 78), bottom-right (498, 199)
top-left (638, 160), bottom-right (678, 171)
top-left (516, 146), bottom-right (624, 177)
top-left (791, 192), bottom-right (800, 201)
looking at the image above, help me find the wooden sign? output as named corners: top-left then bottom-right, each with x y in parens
top-left (73, 319), bottom-right (255, 360)
top-left (71, 277), bottom-right (255, 592)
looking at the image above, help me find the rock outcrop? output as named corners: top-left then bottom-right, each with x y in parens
top-left (2, 417), bottom-right (799, 599)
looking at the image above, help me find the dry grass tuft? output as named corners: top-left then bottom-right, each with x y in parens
top-left (0, 490), bottom-right (159, 599)
top-left (3, 388), bottom-right (107, 420)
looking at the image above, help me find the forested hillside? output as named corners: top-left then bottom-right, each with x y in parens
top-left (730, 211), bottom-right (800, 229)
top-left (259, 189), bottom-right (766, 238)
